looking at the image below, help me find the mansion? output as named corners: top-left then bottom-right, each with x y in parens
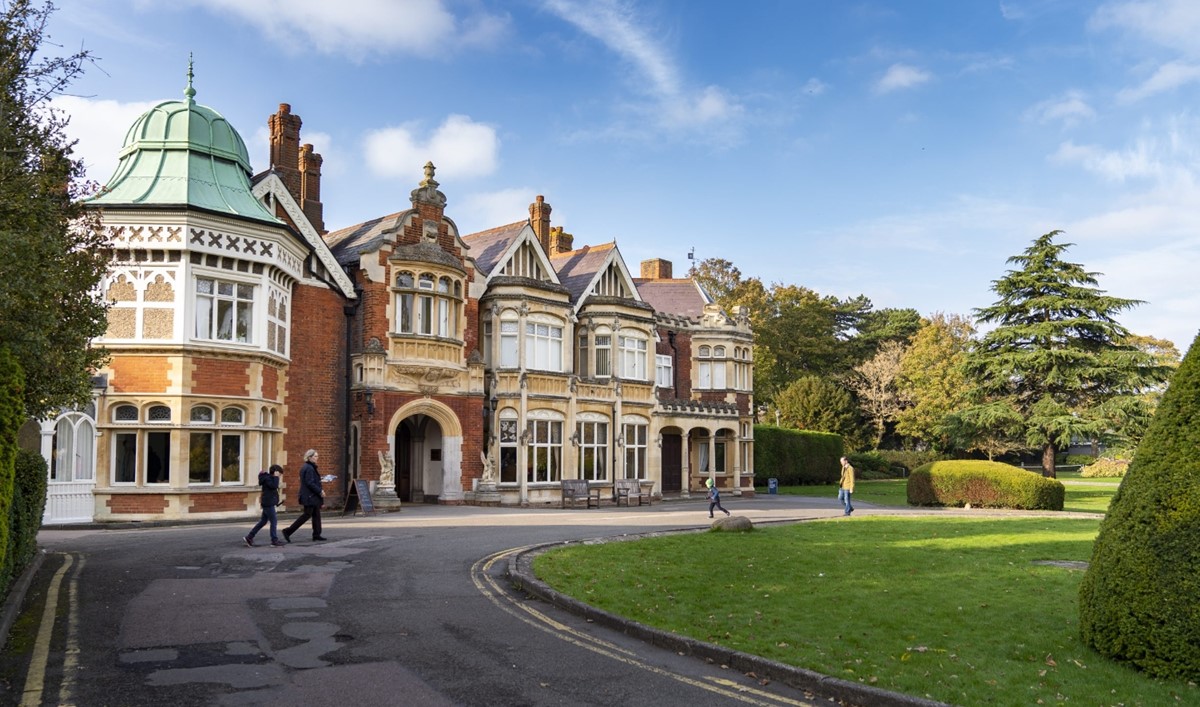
top-left (25, 78), bottom-right (756, 523)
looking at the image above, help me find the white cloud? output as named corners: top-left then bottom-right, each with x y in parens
top-left (540, 0), bottom-right (743, 135)
top-left (180, 0), bottom-right (507, 60)
top-left (362, 115), bottom-right (499, 181)
top-left (1091, 0), bottom-right (1200, 56)
top-left (1050, 140), bottom-right (1162, 181)
top-left (457, 188), bottom-right (540, 234)
top-left (874, 63), bottom-right (932, 93)
top-left (52, 96), bottom-right (162, 185)
top-left (1117, 60), bottom-right (1200, 102)
top-left (1025, 90), bottom-right (1095, 126)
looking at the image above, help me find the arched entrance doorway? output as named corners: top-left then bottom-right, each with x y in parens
top-left (395, 414), bottom-right (445, 503)
top-left (386, 398), bottom-right (465, 504)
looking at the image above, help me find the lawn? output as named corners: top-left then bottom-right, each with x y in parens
top-left (759, 476), bottom-right (1120, 514)
top-left (534, 517), bottom-right (1195, 706)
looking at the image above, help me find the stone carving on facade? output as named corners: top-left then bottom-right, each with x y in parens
top-left (568, 375), bottom-right (577, 393)
top-left (518, 301), bottom-right (530, 317)
top-left (364, 336), bottom-right (386, 353)
top-left (519, 371), bottom-right (528, 389)
top-left (391, 365), bottom-right (461, 393)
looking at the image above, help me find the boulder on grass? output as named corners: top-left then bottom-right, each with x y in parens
top-left (712, 515), bottom-right (753, 532)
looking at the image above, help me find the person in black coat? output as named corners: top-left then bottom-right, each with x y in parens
top-left (283, 449), bottom-right (327, 542)
top-left (244, 464), bottom-right (284, 547)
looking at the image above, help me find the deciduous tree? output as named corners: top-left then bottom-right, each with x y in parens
top-left (895, 313), bottom-right (976, 451)
top-left (0, 0), bottom-right (109, 420)
top-left (846, 339), bottom-right (907, 448)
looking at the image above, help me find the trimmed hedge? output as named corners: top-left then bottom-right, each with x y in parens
top-left (3, 449), bottom-right (46, 595)
top-left (1078, 332), bottom-right (1200, 681)
top-left (907, 459), bottom-right (1065, 510)
top-left (753, 425), bottom-right (842, 485)
top-left (0, 346), bottom-right (24, 598)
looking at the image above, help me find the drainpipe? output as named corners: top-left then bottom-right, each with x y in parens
top-left (342, 273), bottom-right (362, 503)
top-left (667, 330), bottom-right (678, 396)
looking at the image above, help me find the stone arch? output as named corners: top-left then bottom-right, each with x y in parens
top-left (386, 397), bottom-right (464, 503)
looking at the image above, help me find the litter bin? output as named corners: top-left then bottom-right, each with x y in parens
top-left (768, 478), bottom-right (778, 495)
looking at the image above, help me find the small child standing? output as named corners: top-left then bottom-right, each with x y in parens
top-left (244, 464), bottom-right (285, 547)
top-left (706, 477), bottom-right (730, 518)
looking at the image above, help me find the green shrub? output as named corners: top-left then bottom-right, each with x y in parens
top-left (1079, 457), bottom-right (1129, 478)
top-left (1064, 453), bottom-right (1098, 466)
top-left (753, 425), bottom-right (842, 485)
top-left (0, 346), bottom-right (25, 598)
top-left (1078, 332), bottom-right (1200, 681)
top-left (847, 451), bottom-right (891, 479)
top-left (3, 449), bottom-right (46, 594)
top-left (907, 459), bottom-right (1065, 510)
top-left (873, 449), bottom-right (946, 477)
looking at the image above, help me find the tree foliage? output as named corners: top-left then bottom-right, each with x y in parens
top-left (846, 340), bottom-right (908, 448)
top-left (0, 0), bottom-right (109, 419)
top-left (896, 313), bottom-right (976, 451)
top-left (965, 231), bottom-right (1170, 475)
top-left (774, 375), bottom-right (866, 451)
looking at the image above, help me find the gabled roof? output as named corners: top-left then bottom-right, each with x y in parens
top-left (550, 242), bottom-right (643, 311)
top-left (634, 278), bottom-right (712, 319)
top-left (462, 222), bottom-right (561, 285)
top-left (250, 172), bottom-right (356, 299)
top-left (461, 221), bottom-right (528, 276)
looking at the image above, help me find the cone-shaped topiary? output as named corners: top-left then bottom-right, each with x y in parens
top-left (1078, 331), bottom-right (1200, 680)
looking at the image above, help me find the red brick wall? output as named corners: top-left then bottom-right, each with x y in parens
top-left (107, 494), bottom-right (167, 514)
top-left (357, 391), bottom-right (486, 489)
top-left (285, 282), bottom-right (348, 503)
top-left (360, 254), bottom-right (391, 345)
top-left (189, 493), bottom-right (250, 513)
top-left (109, 356), bottom-right (171, 394)
top-left (673, 330), bottom-right (695, 398)
top-left (262, 364), bottom-right (280, 401)
top-left (192, 359), bottom-right (251, 396)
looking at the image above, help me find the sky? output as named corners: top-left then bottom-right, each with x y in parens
top-left (43, 0), bottom-right (1200, 354)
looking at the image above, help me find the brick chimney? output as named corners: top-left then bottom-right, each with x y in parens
top-left (529, 195), bottom-right (552, 252)
top-left (299, 143), bottom-right (325, 234)
top-left (640, 258), bottom-right (673, 280)
top-left (549, 226), bottom-right (574, 254)
top-left (268, 104), bottom-right (326, 234)
top-left (268, 103), bottom-right (302, 201)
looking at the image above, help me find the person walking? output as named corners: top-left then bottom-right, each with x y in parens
top-left (706, 477), bottom-right (730, 518)
top-left (838, 456), bottom-right (855, 516)
top-left (283, 449), bottom-right (327, 542)
top-left (244, 464), bottom-right (285, 547)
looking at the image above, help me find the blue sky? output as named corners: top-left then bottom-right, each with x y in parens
top-left (47, 0), bottom-right (1200, 352)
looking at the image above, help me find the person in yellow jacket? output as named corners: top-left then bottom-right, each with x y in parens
top-left (838, 456), bottom-right (855, 516)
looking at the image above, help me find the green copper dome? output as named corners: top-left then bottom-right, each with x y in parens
top-left (88, 64), bottom-right (280, 225)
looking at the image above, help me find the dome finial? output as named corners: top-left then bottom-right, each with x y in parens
top-left (184, 53), bottom-right (196, 103)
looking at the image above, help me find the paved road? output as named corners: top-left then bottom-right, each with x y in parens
top-left (0, 496), bottom-right (1066, 706)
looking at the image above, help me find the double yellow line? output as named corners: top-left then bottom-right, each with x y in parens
top-left (21, 553), bottom-right (84, 707)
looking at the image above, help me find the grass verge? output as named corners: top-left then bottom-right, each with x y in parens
top-left (534, 517), bottom-right (1196, 706)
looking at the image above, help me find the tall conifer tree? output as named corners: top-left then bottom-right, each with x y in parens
top-left (967, 231), bottom-right (1168, 475)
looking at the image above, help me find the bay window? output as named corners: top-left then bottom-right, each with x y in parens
top-left (527, 418), bottom-right (563, 483)
top-left (577, 418), bottom-right (609, 481)
top-left (195, 277), bottom-right (254, 343)
top-left (394, 270), bottom-right (461, 339)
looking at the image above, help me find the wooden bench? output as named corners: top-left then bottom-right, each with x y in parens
top-left (561, 479), bottom-right (600, 508)
top-left (614, 478), bottom-right (650, 506)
